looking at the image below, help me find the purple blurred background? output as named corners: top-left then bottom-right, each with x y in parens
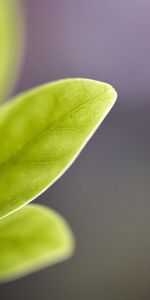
top-left (18, 0), bottom-right (150, 106)
top-left (1, 0), bottom-right (150, 299)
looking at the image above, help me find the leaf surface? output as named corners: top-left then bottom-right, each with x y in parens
top-left (0, 78), bottom-right (117, 218)
top-left (0, 204), bottom-right (74, 282)
top-left (0, 0), bottom-right (24, 101)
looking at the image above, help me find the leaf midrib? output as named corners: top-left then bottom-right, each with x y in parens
top-left (0, 94), bottom-right (103, 170)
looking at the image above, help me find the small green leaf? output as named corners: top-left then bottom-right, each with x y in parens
top-left (0, 0), bottom-right (24, 102)
top-left (0, 204), bottom-right (74, 282)
top-left (0, 78), bottom-right (117, 218)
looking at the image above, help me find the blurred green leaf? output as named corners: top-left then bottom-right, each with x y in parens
top-left (0, 0), bottom-right (24, 102)
top-left (0, 78), bottom-right (117, 219)
top-left (0, 204), bottom-right (74, 282)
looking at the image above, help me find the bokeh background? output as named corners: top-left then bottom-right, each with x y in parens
top-left (1, 0), bottom-right (150, 299)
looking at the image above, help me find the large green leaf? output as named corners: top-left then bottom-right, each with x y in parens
top-left (0, 78), bottom-right (117, 219)
top-left (0, 204), bottom-right (74, 282)
top-left (0, 0), bottom-right (24, 102)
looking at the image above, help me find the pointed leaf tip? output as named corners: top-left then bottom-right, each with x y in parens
top-left (0, 78), bottom-right (117, 218)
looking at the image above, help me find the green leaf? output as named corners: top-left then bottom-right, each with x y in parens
top-left (0, 0), bottom-right (24, 102)
top-left (0, 204), bottom-right (74, 282)
top-left (0, 78), bottom-right (117, 219)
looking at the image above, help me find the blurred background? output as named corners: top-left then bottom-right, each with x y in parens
top-left (1, 0), bottom-right (150, 299)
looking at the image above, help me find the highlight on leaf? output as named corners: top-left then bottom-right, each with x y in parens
top-left (0, 0), bottom-right (25, 102)
top-left (0, 78), bottom-right (117, 219)
top-left (0, 204), bottom-right (74, 282)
